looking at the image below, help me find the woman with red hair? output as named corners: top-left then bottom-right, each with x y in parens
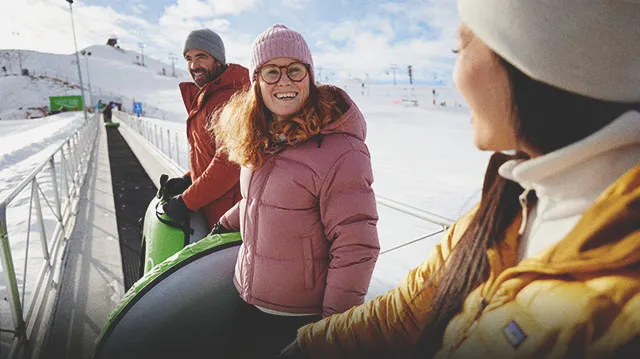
top-left (212, 24), bottom-right (380, 358)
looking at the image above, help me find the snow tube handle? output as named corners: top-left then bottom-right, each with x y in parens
top-left (155, 200), bottom-right (195, 237)
top-left (157, 174), bottom-right (169, 199)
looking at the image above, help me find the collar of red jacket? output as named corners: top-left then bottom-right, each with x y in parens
top-left (179, 63), bottom-right (249, 113)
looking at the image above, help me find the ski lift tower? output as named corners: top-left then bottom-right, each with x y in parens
top-left (81, 50), bottom-right (94, 108)
top-left (168, 53), bottom-right (179, 77)
top-left (11, 32), bottom-right (23, 73)
top-left (65, 0), bottom-right (88, 122)
top-left (407, 65), bottom-right (417, 106)
top-left (138, 43), bottom-right (146, 67)
top-left (390, 64), bottom-right (398, 86)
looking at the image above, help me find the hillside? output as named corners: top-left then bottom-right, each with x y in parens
top-left (0, 74), bottom-right (84, 120)
top-left (0, 45), bottom-right (192, 121)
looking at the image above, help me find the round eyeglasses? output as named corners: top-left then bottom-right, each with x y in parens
top-left (259, 62), bottom-right (309, 84)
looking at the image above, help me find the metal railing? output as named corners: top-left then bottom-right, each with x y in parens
top-left (0, 113), bottom-right (100, 358)
top-left (114, 111), bottom-right (187, 169)
top-left (376, 196), bottom-right (454, 254)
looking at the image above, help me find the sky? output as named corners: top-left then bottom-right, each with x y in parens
top-left (0, 0), bottom-right (460, 84)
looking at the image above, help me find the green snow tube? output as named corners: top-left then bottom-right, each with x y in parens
top-left (94, 232), bottom-right (242, 359)
top-left (141, 175), bottom-right (208, 275)
top-left (104, 122), bottom-right (120, 128)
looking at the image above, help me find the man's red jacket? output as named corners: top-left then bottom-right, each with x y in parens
top-left (178, 63), bottom-right (249, 229)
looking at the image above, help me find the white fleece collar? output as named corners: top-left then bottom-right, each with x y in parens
top-left (499, 111), bottom-right (640, 204)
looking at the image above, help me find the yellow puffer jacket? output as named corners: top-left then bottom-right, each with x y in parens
top-left (298, 164), bottom-right (640, 358)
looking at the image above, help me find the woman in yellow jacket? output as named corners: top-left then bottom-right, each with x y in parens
top-left (280, 0), bottom-right (640, 358)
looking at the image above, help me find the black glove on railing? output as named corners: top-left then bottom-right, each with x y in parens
top-left (162, 196), bottom-right (191, 222)
top-left (162, 175), bottom-right (192, 199)
top-left (208, 221), bottom-right (232, 236)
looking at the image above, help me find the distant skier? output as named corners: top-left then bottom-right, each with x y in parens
top-left (160, 28), bottom-right (250, 231)
top-left (102, 102), bottom-right (112, 122)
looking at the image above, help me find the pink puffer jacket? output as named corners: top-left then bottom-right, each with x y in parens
top-left (220, 87), bottom-right (380, 317)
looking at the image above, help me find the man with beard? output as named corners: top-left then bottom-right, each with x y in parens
top-left (162, 29), bottom-right (250, 230)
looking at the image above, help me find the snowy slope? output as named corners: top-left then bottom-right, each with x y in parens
top-left (0, 74), bottom-right (83, 119)
top-left (0, 45), bottom-right (192, 121)
top-left (0, 113), bottom-right (85, 198)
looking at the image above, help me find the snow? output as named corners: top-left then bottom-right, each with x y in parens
top-left (0, 46), bottom-right (489, 322)
top-left (0, 113), bottom-right (84, 183)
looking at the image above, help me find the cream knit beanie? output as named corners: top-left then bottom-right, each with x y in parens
top-left (458, 0), bottom-right (640, 103)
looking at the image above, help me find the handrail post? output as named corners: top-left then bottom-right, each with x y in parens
top-left (69, 137), bottom-right (79, 186)
top-left (72, 132), bottom-right (81, 192)
top-left (152, 124), bottom-right (156, 146)
top-left (0, 204), bottom-right (27, 345)
top-left (32, 182), bottom-right (52, 267)
top-left (49, 158), bottom-right (63, 223)
top-left (175, 133), bottom-right (180, 167)
top-left (60, 148), bottom-right (70, 200)
top-left (166, 129), bottom-right (170, 160)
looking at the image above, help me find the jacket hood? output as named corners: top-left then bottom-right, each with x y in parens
top-left (318, 86), bottom-right (367, 142)
top-left (179, 63), bottom-right (249, 113)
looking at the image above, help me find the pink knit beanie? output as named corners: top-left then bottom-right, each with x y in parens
top-left (250, 24), bottom-right (314, 84)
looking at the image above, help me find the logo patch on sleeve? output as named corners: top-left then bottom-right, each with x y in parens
top-left (503, 320), bottom-right (527, 348)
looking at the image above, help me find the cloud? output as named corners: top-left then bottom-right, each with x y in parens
top-left (151, 0), bottom-right (263, 64)
top-left (280, 0), bottom-right (314, 10)
top-left (132, 3), bottom-right (149, 15)
top-left (307, 1), bottom-right (459, 83)
top-left (160, 0), bottom-right (262, 21)
top-left (210, 0), bottom-right (263, 15)
top-left (0, 0), bottom-right (155, 55)
top-left (160, 0), bottom-right (216, 20)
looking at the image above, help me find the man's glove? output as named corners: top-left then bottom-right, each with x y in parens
top-left (208, 221), bottom-right (232, 236)
top-left (162, 175), bottom-right (192, 199)
top-left (278, 340), bottom-right (303, 358)
top-left (162, 196), bottom-right (192, 222)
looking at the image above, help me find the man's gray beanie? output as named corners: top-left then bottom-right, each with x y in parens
top-left (183, 29), bottom-right (226, 66)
